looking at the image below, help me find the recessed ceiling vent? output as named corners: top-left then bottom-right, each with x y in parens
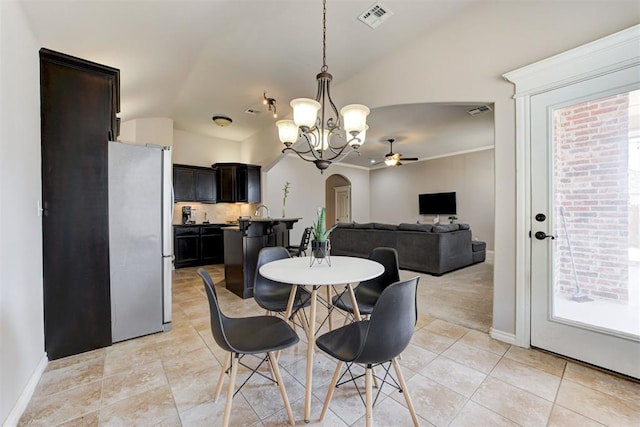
top-left (358, 2), bottom-right (393, 29)
top-left (244, 108), bottom-right (261, 115)
top-left (466, 105), bottom-right (493, 116)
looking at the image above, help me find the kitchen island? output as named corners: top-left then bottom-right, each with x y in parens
top-left (223, 217), bottom-right (301, 298)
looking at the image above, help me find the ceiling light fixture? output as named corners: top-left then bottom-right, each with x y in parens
top-left (276, 0), bottom-right (370, 172)
top-left (263, 92), bottom-right (277, 118)
top-left (384, 155), bottom-right (399, 167)
top-left (212, 115), bottom-right (233, 127)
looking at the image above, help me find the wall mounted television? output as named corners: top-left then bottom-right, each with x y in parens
top-left (419, 192), bottom-right (457, 215)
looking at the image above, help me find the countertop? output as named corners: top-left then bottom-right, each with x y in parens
top-left (236, 217), bottom-right (302, 222)
top-left (173, 222), bottom-right (237, 227)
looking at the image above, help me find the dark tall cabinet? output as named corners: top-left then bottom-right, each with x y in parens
top-left (40, 49), bottom-right (120, 360)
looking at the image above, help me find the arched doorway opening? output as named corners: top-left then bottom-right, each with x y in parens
top-left (325, 174), bottom-right (351, 227)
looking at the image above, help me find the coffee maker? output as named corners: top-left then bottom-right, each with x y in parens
top-left (182, 206), bottom-right (192, 224)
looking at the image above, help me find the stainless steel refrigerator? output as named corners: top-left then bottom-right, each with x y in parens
top-left (108, 141), bottom-right (173, 342)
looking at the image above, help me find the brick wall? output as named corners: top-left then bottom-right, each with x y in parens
top-left (553, 93), bottom-right (630, 303)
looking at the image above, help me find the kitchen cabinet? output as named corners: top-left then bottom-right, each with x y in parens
top-left (201, 226), bottom-right (225, 264)
top-left (195, 169), bottom-right (216, 202)
top-left (174, 226), bottom-right (201, 268)
top-left (40, 48), bottom-right (120, 360)
top-left (213, 163), bottom-right (261, 203)
top-left (173, 164), bottom-right (216, 203)
top-left (174, 225), bottom-right (225, 268)
top-left (223, 218), bottom-right (299, 299)
top-left (173, 166), bottom-right (196, 201)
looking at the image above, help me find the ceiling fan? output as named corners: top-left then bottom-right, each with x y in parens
top-left (379, 138), bottom-right (418, 166)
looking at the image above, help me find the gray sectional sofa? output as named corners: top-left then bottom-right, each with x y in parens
top-left (330, 222), bottom-right (485, 276)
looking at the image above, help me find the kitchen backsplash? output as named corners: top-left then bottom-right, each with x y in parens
top-left (173, 202), bottom-right (255, 224)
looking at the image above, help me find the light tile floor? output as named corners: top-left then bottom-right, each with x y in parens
top-left (19, 265), bottom-right (640, 426)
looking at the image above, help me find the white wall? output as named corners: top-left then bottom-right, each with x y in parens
top-left (119, 117), bottom-right (174, 147)
top-left (173, 129), bottom-right (241, 167)
top-left (263, 155), bottom-right (370, 243)
top-left (370, 149), bottom-right (495, 250)
top-left (333, 1), bottom-right (638, 336)
top-left (0, 1), bottom-right (46, 424)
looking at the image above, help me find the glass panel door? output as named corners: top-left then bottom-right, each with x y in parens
top-left (530, 65), bottom-right (640, 379)
top-left (552, 90), bottom-right (639, 339)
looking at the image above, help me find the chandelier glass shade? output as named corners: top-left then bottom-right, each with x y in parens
top-left (276, 0), bottom-right (370, 172)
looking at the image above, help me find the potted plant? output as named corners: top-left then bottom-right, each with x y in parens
top-left (448, 215), bottom-right (458, 224)
top-left (311, 207), bottom-right (337, 259)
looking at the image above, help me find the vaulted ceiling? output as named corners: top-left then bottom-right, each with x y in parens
top-left (21, 0), bottom-right (493, 167)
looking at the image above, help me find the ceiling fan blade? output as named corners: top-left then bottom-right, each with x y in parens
top-left (399, 157), bottom-right (418, 161)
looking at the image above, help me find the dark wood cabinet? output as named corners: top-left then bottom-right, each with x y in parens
top-left (201, 226), bottom-right (224, 264)
top-left (173, 166), bottom-right (196, 201)
top-left (174, 226), bottom-right (201, 268)
top-left (195, 169), bottom-right (216, 203)
top-left (223, 219), bottom-right (298, 299)
top-left (40, 48), bottom-right (120, 360)
top-left (174, 225), bottom-right (225, 268)
top-left (173, 164), bottom-right (217, 203)
top-left (213, 163), bottom-right (261, 203)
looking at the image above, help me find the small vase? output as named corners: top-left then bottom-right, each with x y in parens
top-left (310, 240), bottom-right (331, 266)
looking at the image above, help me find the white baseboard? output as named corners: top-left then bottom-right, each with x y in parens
top-left (3, 353), bottom-right (47, 427)
top-left (490, 327), bottom-right (517, 345)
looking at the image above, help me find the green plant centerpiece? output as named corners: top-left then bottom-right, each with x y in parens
top-left (282, 181), bottom-right (291, 218)
top-left (310, 207), bottom-right (337, 265)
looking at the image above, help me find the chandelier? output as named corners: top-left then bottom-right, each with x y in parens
top-left (276, 0), bottom-right (370, 172)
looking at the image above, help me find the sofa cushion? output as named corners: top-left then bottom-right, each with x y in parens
top-left (353, 222), bottom-right (374, 229)
top-left (373, 223), bottom-right (398, 231)
top-left (458, 223), bottom-right (470, 230)
top-left (335, 222), bottom-right (354, 228)
top-left (398, 223), bottom-right (433, 232)
top-left (472, 241), bottom-right (486, 252)
top-left (432, 224), bottom-right (460, 233)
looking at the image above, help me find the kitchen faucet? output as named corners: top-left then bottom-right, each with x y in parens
top-left (254, 205), bottom-right (270, 218)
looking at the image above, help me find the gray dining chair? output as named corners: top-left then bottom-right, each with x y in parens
top-left (198, 268), bottom-right (299, 426)
top-left (332, 247), bottom-right (400, 319)
top-left (317, 276), bottom-right (420, 427)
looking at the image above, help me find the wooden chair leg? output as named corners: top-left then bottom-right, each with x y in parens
top-left (214, 353), bottom-right (230, 402)
top-left (365, 365), bottom-right (373, 427)
top-left (320, 360), bottom-right (343, 421)
top-left (392, 358), bottom-right (419, 427)
top-left (326, 286), bottom-right (333, 331)
top-left (372, 365), bottom-right (379, 388)
top-left (296, 310), bottom-right (309, 340)
top-left (269, 351), bottom-right (296, 426)
top-left (222, 353), bottom-right (239, 427)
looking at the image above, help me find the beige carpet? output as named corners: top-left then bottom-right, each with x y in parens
top-left (400, 254), bottom-right (494, 332)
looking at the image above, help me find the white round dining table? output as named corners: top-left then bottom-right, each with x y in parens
top-left (259, 255), bottom-right (384, 422)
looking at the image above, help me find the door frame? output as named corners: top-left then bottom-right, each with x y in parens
top-left (334, 185), bottom-right (351, 223)
top-left (503, 25), bottom-right (640, 347)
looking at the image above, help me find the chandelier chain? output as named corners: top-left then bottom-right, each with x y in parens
top-left (321, 0), bottom-right (327, 72)
top-left (276, 0), bottom-right (369, 172)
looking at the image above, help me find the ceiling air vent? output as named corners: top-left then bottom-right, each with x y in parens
top-left (466, 105), bottom-right (493, 116)
top-left (244, 108), bottom-right (261, 115)
top-left (358, 2), bottom-right (393, 29)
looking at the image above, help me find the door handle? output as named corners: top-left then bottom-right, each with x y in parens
top-left (534, 231), bottom-right (556, 240)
